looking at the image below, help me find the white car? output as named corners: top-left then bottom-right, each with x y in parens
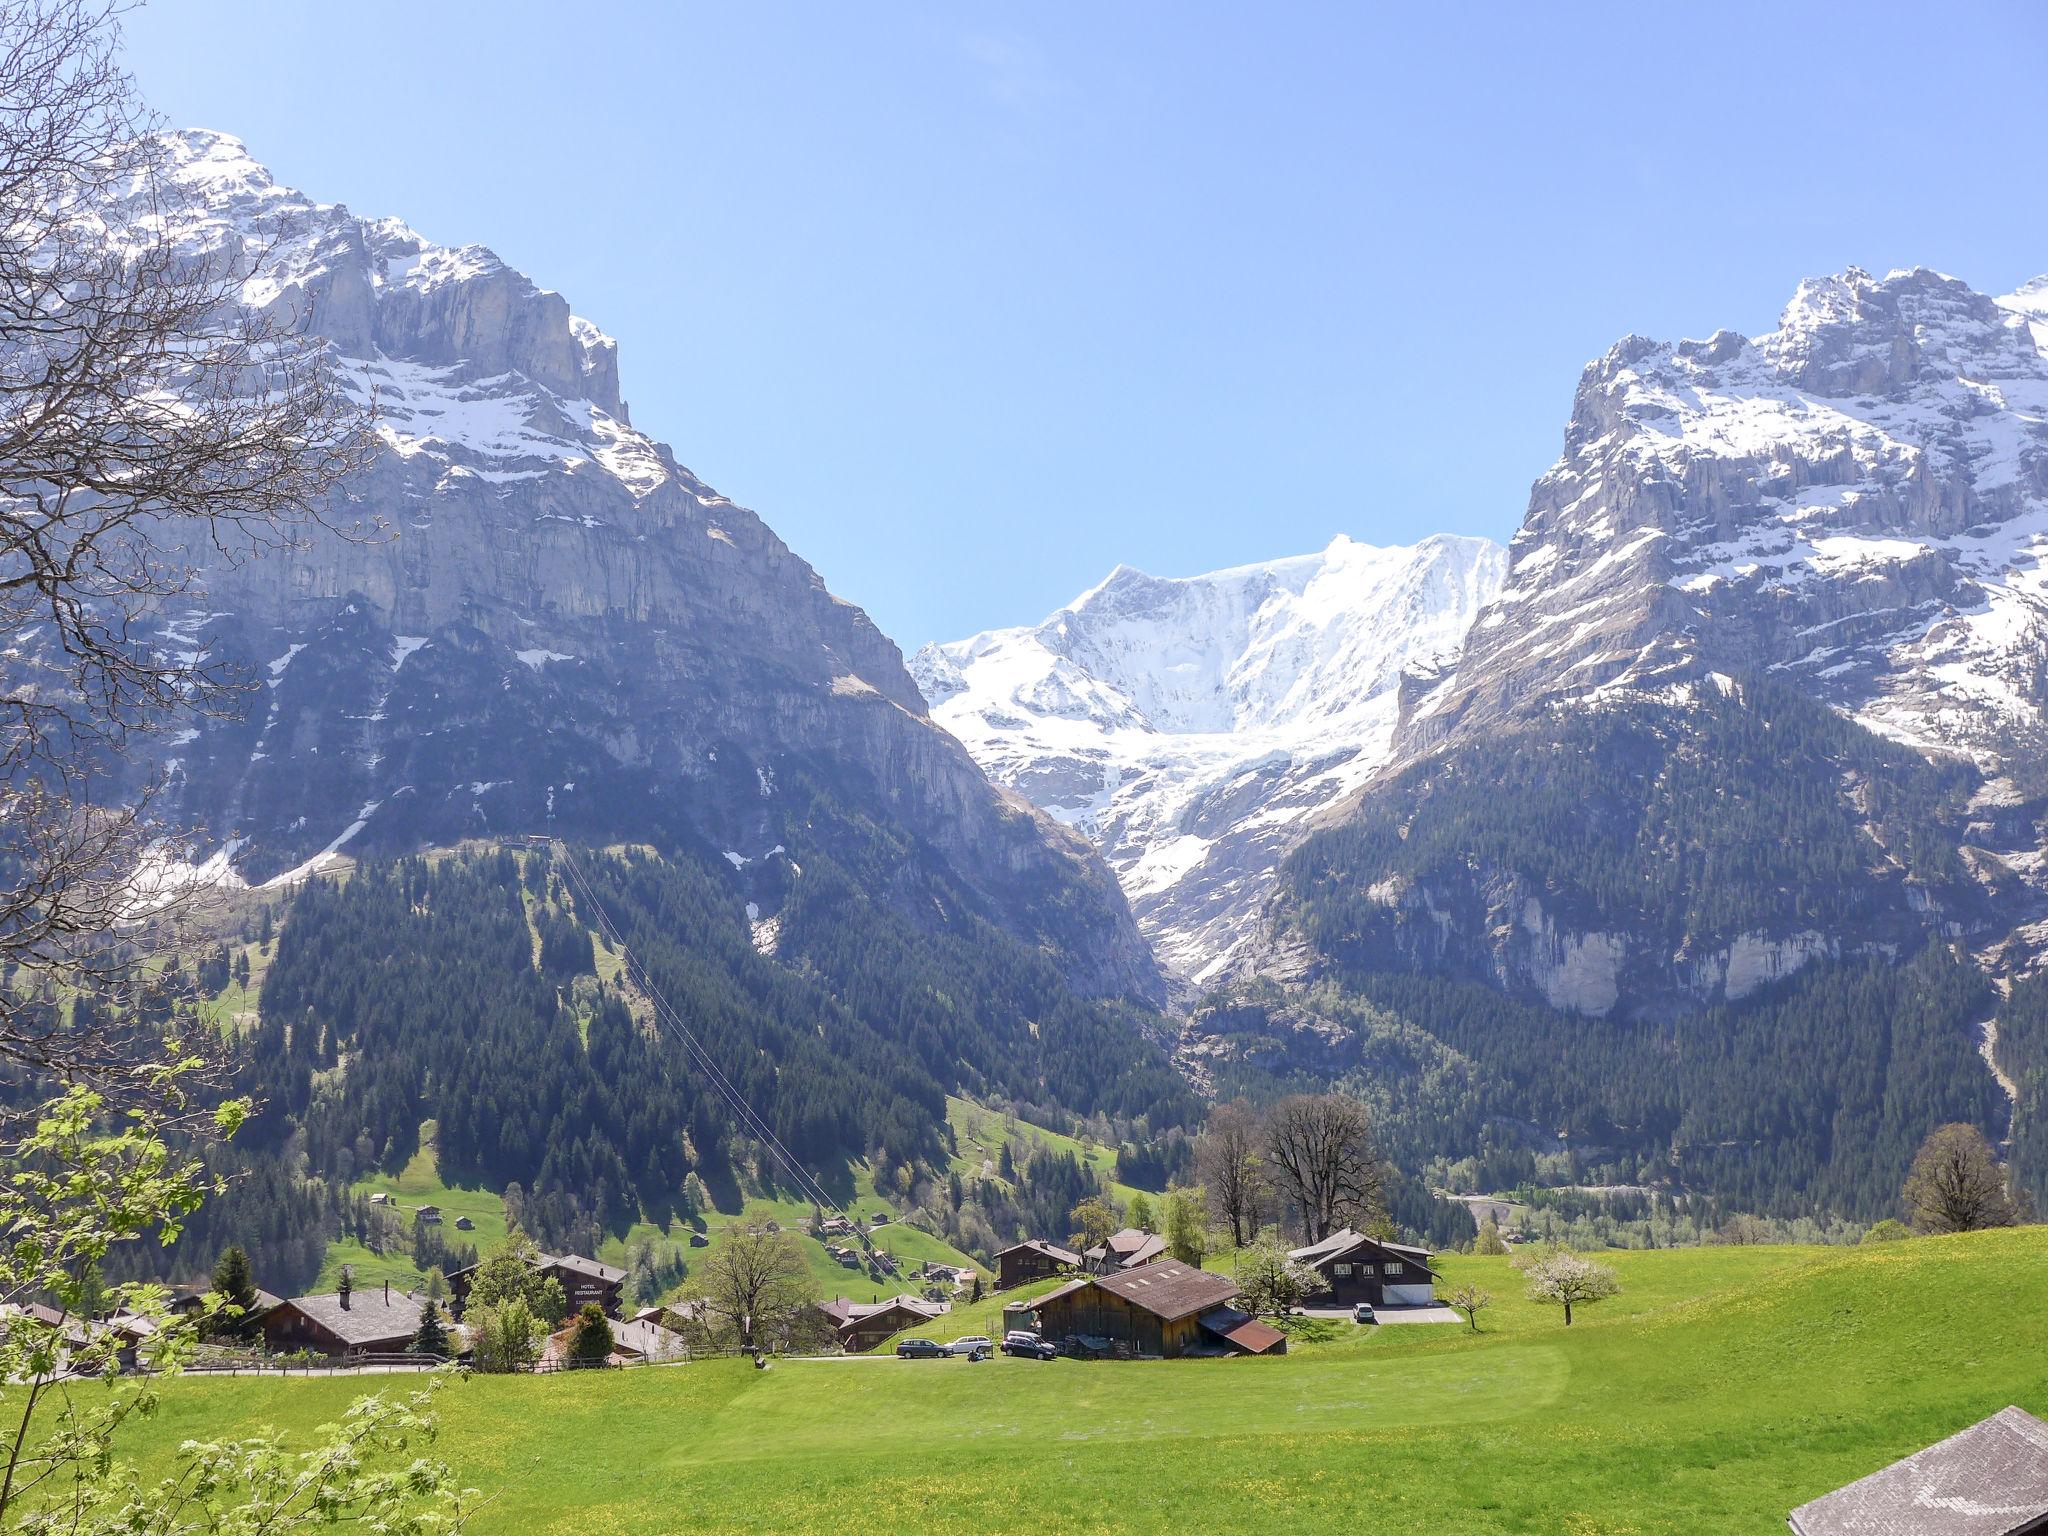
top-left (945, 1335), bottom-right (993, 1358)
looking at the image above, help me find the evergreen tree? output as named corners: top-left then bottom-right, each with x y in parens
top-left (210, 1245), bottom-right (262, 1342)
top-left (411, 1298), bottom-right (450, 1357)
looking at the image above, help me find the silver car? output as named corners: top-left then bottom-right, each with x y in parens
top-left (945, 1335), bottom-right (993, 1358)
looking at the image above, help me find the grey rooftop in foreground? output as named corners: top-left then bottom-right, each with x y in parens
top-left (1788, 1406), bottom-right (2048, 1535)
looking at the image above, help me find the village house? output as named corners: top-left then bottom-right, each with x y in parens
top-left (446, 1251), bottom-right (627, 1318)
top-left (414, 1204), bottom-right (442, 1225)
top-left (1031, 1260), bottom-right (1286, 1358)
top-left (1788, 1405), bottom-right (2048, 1535)
top-left (260, 1280), bottom-right (421, 1357)
top-left (816, 1293), bottom-right (948, 1353)
top-left (1084, 1227), bottom-right (1167, 1274)
top-left (167, 1282), bottom-right (282, 1327)
top-left (1287, 1229), bottom-right (1438, 1308)
top-left (994, 1238), bottom-right (1082, 1290)
top-left (540, 1314), bottom-right (688, 1368)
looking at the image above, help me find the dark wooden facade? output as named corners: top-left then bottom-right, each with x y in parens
top-left (995, 1240), bottom-right (1080, 1291)
top-left (1291, 1232), bottom-right (1437, 1308)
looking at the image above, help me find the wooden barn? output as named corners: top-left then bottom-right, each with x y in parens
top-left (1031, 1261), bottom-right (1283, 1358)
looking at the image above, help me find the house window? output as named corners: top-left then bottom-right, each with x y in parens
top-left (1333, 1263), bottom-right (1352, 1277)
top-left (1387, 1264), bottom-right (1404, 1277)
top-left (1360, 1264), bottom-right (1376, 1276)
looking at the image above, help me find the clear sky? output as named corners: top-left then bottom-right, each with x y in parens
top-left (123, 2), bottom-right (2048, 651)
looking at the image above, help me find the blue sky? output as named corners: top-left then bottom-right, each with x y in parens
top-left (126, 3), bottom-right (2047, 650)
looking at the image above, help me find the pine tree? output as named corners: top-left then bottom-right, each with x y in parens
top-left (411, 1298), bottom-right (450, 1357)
top-left (211, 1244), bottom-right (261, 1342)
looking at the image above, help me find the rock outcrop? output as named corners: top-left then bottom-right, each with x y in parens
top-left (126, 132), bottom-right (1158, 1001)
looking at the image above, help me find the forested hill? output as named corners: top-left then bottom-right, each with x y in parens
top-left (181, 837), bottom-right (1194, 1291)
top-left (1188, 676), bottom-right (2033, 1226)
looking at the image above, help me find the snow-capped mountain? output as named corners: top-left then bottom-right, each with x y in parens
top-left (911, 534), bottom-right (1506, 983)
top-left (91, 131), bottom-right (1157, 999)
top-left (1406, 267), bottom-right (2048, 784)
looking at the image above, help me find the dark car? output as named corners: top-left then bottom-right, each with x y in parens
top-left (895, 1337), bottom-right (947, 1359)
top-left (1001, 1329), bottom-right (1058, 1361)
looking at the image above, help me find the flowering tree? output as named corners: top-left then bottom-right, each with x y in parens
top-left (1518, 1247), bottom-right (1620, 1326)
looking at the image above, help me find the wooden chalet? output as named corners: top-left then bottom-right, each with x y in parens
top-left (1031, 1260), bottom-right (1284, 1358)
top-left (816, 1293), bottom-right (947, 1353)
top-left (1287, 1228), bottom-right (1438, 1308)
top-left (1084, 1227), bottom-right (1168, 1274)
top-left (1789, 1405), bottom-right (2048, 1535)
top-left (260, 1281), bottom-right (420, 1357)
top-left (995, 1239), bottom-right (1081, 1290)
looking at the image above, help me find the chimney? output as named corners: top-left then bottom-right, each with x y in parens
top-left (384, 1280), bottom-right (390, 1304)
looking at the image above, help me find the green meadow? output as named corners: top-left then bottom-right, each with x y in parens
top-left (99, 1227), bottom-right (2048, 1534)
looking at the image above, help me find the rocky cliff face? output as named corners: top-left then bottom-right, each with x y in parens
top-left (1403, 267), bottom-right (2048, 780)
top-left (1258, 264), bottom-right (2048, 1017)
top-left (129, 132), bottom-right (1157, 1001)
top-left (911, 534), bottom-right (1504, 985)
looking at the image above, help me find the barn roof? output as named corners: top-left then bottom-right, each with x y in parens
top-left (1089, 1261), bottom-right (1239, 1322)
top-left (1788, 1406), bottom-right (2048, 1536)
top-left (1198, 1307), bottom-right (1288, 1356)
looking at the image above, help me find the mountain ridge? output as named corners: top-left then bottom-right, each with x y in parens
top-left (911, 531), bottom-right (1506, 982)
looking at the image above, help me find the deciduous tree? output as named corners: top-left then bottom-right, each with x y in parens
top-left (1518, 1247), bottom-right (1619, 1326)
top-left (1197, 1099), bottom-right (1265, 1249)
top-left (1903, 1123), bottom-right (2017, 1235)
top-left (1162, 1185), bottom-right (1207, 1266)
top-left (1264, 1093), bottom-right (1389, 1243)
top-left (1448, 1282), bottom-right (1492, 1332)
top-left (692, 1219), bottom-right (814, 1352)
top-left (1068, 1195), bottom-right (1117, 1255)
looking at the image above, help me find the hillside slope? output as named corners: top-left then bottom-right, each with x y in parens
top-left (113, 130), bottom-right (1156, 1003)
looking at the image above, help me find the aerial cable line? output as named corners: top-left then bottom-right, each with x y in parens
top-left (541, 837), bottom-right (886, 1269)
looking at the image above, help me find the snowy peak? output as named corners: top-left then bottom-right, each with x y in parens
top-left (913, 534), bottom-right (1506, 982)
top-left (1405, 262), bottom-right (2048, 776)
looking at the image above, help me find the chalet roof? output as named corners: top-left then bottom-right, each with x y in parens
top-left (544, 1253), bottom-right (626, 1286)
top-left (1288, 1229), bottom-right (1438, 1276)
top-left (273, 1287), bottom-right (420, 1347)
top-left (996, 1239), bottom-right (1082, 1267)
top-left (604, 1318), bottom-right (688, 1360)
top-left (1788, 1407), bottom-right (2048, 1536)
top-left (843, 1294), bottom-right (946, 1324)
top-left (1198, 1307), bottom-right (1288, 1356)
top-left (1085, 1229), bottom-right (1168, 1269)
top-left (1089, 1261), bottom-right (1239, 1322)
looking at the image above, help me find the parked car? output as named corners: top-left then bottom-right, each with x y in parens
top-left (1001, 1330), bottom-right (1058, 1361)
top-left (895, 1337), bottom-right (947, 1359)
top-left (1352, 1302), bottom-right (1377, 1325)
top-left (945, 1335), bottom-right (993, 1358)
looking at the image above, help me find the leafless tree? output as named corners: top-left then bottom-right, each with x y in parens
top-left (1263, 1092), bottom-right (1390, 1244)
top-left (1197, 1097), bottom-right (1267, 1249)
top-left (0, 0), bottom-right (367, 1090)
top-left (1902, 1123), bottom-right (2017, 1235)
top-left (691, 1220), bottom-right (816, 1352)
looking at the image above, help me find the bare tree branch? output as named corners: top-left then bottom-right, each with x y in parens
top-left (0, 0), bottom-right (371, 1094)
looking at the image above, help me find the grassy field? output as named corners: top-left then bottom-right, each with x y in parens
top-left (946, 1096), bottom-right (1154, 1209)
top-left (98, 1227), bottom-right (2048, 1533)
